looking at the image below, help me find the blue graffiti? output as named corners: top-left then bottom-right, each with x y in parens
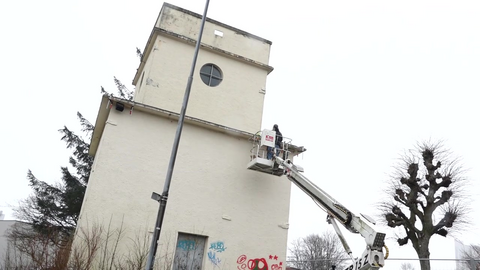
top-left (208, 251), bottom-right (221, 267)
top-left (209, 241), bottom-right (227, 252)
top-left (177, 240), bottom-right (195, 251)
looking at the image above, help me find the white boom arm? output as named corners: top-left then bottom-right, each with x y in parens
top-left (274, 156), bottom-right (386, 270)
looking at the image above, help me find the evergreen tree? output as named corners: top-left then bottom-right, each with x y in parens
top-left (14, 112), bottom-right (93, 236)
top-left (13, 77), bottom-right (133, 237)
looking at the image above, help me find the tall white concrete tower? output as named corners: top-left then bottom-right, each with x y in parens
top-left (74, 3), bottom-right (304, 269)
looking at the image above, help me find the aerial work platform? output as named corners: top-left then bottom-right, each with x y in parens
top-left (247, 129), bottom-right (306, 176)
top-left (247, 131), bottom-right (387, 270)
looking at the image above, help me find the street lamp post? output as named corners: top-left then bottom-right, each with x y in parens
top-left (145, 1), bottom-right (211, 269)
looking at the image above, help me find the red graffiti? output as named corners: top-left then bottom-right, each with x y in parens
top-left (268, 255), bottom-right (279, 261)
top-left (237, 254), bottom-right (284, 270)
top-left (248, 258), bottom-right (268, 270)
top-left (271, 264), bottom-right (283, 270)
top-left (237, 255), bottom-right (247, 270)
top-left (237, 255), bottom-right (247, 264)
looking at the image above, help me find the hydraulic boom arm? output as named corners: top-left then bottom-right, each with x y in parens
top-left (274, 156), bottom-right (386, 270)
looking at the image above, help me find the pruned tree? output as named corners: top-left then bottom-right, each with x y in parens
top-left (379, 141), bottom-right (469, 270)
top-left (461, 244), bottom-right (480, 270)
top-left (288, 231), bottom-right (349, 270)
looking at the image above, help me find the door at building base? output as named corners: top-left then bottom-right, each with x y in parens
top-left (173, 233), bottom-right (207, 270)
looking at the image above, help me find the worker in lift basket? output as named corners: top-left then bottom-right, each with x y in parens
top-left (267, 124), bottom-right (283, 160)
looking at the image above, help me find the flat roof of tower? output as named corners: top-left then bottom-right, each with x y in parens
top-left (161, 2), bottom-right (272, 45)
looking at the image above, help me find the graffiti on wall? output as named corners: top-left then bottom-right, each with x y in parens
top-left (208, 251), bottom-right (221, 267)
top-left (204, 240), bottom-right (284, 269)
top-left (236, 254), bottom-right (283, 270)
top-left (177, 239), bottom-right (196, 251)
top-left (210, 241), bottom-right (227, 252)
top-left (268, 255), bottom-right (283, 270)
top-left (208, 241), bottom-right (227, 267)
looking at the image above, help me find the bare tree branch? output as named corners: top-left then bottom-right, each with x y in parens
top-left (377, 141), bottom-right (470, 270)
top-left (288, 231), bottom-right (349, 270)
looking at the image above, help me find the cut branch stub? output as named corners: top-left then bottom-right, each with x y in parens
top-left (408, 163), bottom-right (419, 180)
top-left (422, 149), bottom-right (434, 167)
top-left (434, 228), bottom-right (448, 237)
top-left (398, 236), bottom-right (409, 246)
top-left (442, 211), bottom-right (457, 227)
top-left (396, 189), bottom-right (406, 201)
top-left (440, 175), bottom-right (452, 187)
top-left (440, 190), bottom-right (453, 203)
top-left (393, 206), bottom-right (402, 215)
top-left (386, 213), bottom-right (403, 227)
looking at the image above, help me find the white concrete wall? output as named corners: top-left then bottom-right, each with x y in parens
top-left (76, 108), bottom-right (292, 269)
top-left (134, 35), bottom-right (268, 134)
top-left (0, 221), bottom-right (32, 267)
top-left (0, 221), bottom-right (14, 260)
top-left (134, 4), bottom-right (271, 134)
top-left (156, 5), bottom-right (271, 64)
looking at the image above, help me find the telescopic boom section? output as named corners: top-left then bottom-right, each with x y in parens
top-left (274, 156), bottom-right (386, 270)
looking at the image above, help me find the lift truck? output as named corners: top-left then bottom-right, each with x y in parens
top-left (247, 130), bottom-right (387, 270)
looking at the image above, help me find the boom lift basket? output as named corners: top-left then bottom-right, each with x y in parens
top-left (247, 129), bottom-right (304, 176)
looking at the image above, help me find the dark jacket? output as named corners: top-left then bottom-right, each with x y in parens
top-left (274, 129), bottom-right (282, 146)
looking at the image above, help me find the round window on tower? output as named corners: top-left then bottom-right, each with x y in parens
top-left (199, 63), bottom-right (223, 87)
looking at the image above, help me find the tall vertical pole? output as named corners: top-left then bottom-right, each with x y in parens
top-left (145, 1), bottom-right (210, 269)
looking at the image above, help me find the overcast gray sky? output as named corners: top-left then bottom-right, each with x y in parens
top-left (2, 0), bottom-right (480, 269)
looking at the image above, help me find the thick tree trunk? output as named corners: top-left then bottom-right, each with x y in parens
top-left (419, 258), bottom-right (430, 270)
top-left (417, 238), bottom-right (431, 270)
